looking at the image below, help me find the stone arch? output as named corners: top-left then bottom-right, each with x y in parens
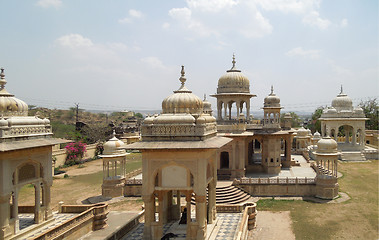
top-left (155, 163), bottom-right (193, 189)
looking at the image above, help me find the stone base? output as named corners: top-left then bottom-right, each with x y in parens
top-left (265, 166), bottom-right (281, 175)
top-left (315, 177), bottom-right (339, 200)
top-left (102, 178), bottom-right (125, 198)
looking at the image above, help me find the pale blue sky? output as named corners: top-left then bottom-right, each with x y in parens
top-left (0, 0), bottom-right (377, 113)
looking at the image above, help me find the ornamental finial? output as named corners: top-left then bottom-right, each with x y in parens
top-left (0, 68), bottom-right (7, 90)
top-left (271, 85), bottom-right (274, 95)
top-left (179, 65), bottom-right (186, 86)
top-left (203, 93), bottom-right (207, 101)
top-left (340, 84), bottom-right (343, 94)
top-left (232, 53), bottom-right (236, 68)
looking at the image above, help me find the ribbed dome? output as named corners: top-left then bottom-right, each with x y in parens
top-left (317, 136), bottom-right (338, 154)
top-left (217, 55), bottom-right (250, 94)
top-left (313, 131), bottom-right (321, 139)
top-left (101, 131), bottom-right (127, 157)
top-left (264, 86), bottom-right (280, 107)
top-left (331, 86), bottom-right (353, 111)
top-left (162, 66), bottom-right (203, 115)
top-left (297, 127), bottom-right (309, 136)
top-left (0, 68), bottom-right (28, 117)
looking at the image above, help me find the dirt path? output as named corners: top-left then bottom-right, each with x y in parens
top-left (249, 211), bottom-right (295, 240)
top-left (58, 158), bottom-right (103, 177)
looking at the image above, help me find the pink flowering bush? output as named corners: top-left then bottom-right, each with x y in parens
top-left (65, 141), bottom-right (87, 165)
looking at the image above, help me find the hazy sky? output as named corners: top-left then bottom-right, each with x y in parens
top-left (0, 0), bottom-right (377, 113)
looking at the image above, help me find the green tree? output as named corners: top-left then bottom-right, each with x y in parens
top-left (359, 98), bottom-right (378, 130)
top-left (309, 106), bottom-right (326, 133)
top-left (135, 112), bottom-right (144, 119)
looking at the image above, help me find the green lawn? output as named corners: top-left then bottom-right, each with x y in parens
top-left (257, 161), bottom-right (378, 240)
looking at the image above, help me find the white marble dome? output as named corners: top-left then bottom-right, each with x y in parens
top-left (331, 86), bottom-right (353, 112)
top-left (101, 132), bottom-right (127, 157)
top-left (264, 86), bottom-right (280, 108)
top-left (313, 131), bottom-right (321, 139)
top-left (317, 136), bottom-right (338, 154)
top-left (162, 66), bottom-right (203, 115)
top-left (297, 127), bottom-right (309, 136)
top-left (217, 55), bottom-right (250, 94)
top-left (0, 68), bottom-right (28, 117)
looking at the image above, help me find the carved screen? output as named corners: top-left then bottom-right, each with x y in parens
top-left (161, 165), bottom-right (187, 188)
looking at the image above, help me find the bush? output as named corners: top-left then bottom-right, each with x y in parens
top-left (95, 142), bottom-right (104, 156)
top-left (65, 141), bottom-right (87, 165)
top-left (63, 174), bottom-right (69, 178)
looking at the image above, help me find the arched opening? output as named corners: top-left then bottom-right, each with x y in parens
top-left (220, 152), bottom-right (229, 169)
top-left (338, 125), bottom-right (353, 143)
top-left (13, 162), bottom-right (44, 231)
top-left (250, 139), bottom-right (262, 165)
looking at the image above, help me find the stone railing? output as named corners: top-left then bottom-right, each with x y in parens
top-left (234, 176), bottom-right (316, 185)
top-left (125, 178), bottom-right (143, 185)
top-left (32, 203), bottom-right (108, 240)
top-left (235, 203), bottom-right (257, 240)
top-left (217, 123), bottom-right (246, 133)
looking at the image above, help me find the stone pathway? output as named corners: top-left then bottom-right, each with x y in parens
top-left (246, 155), bottom-right (316, 178)
top-left (17, 213), bottom-right (77, 240)
top-left (121, 213), bottom-right (242, 240)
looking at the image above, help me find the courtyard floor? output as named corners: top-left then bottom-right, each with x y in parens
top-left (245, 155), bottom-right (316, 178)
top-left (122, 212), bottom-right (243, 240)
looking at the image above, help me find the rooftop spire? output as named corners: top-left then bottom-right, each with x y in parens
top-left (271, 85), bottom-right (274, 95)
top-left (0, 68), bottom-right (6, 91)
top-left (179, 65), bottom-right (186, 86)
top-left (340, 84), bottom-right (343, 94)
top-left (203, 93), bottom-right (207, 101)
top-left (232, 53), bottom-right (236, 68)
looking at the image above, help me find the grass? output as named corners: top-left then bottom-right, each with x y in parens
top-left (256, 160), bottom-right (378, 240)
top-left (18, 154), bottom-right (143, 210)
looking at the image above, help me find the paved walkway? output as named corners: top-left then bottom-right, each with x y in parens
top-left (246, 155), bottom-right (316, 178)
top-left (17, 213), bottom-right (77, 240)
top-left (122, 212), bottom-right (243, 240)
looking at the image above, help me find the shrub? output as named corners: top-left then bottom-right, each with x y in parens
top-left (95, 142), bottom-right (104, 156)
top-left (65, 141), bottom-right (87, 165)
top-left (64, 174), bottom-right (69, 178)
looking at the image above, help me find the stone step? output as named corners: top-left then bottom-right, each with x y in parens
top-left (341, 152), bottom-right (367, 161)
top-left (191, 184), bottom-right (252, 205)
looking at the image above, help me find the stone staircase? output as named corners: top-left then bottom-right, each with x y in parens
top-left (340, 151), bottom-right (367, 161)
top-left (191, 184), bottom-right (252, 205)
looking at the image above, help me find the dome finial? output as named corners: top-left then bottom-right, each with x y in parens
top-left (179, 65), bottom-right (186, 86)
top-left (203, 93), bottom-right (206, 101)
top-left (271, 85), bottom-right (274, 95)
top-left (340, 84), bottom-right (343, 94)
top-left (0, 68), bottom-right (7, 90)
top-left (232, 53), bottom-right (236, 69)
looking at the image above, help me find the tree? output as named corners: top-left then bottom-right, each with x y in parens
top-left (135, 112), bottom-right (144, 119)
top-left (80, 123), bottom-right (113, 144)
top-left (359, 98), bottom-right (378, 130)
top-left (309, 106), bottom-right (326, 133)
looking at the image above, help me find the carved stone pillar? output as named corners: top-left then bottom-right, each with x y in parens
top-left (34, 183), bottom-right (41, 224)
top-left (142, 194), bottom-right (154, 240)
top-left (196, 195), bottom-right (207, 240)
